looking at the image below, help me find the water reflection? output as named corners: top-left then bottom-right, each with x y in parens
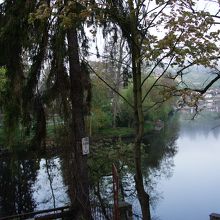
top-left (32, 157), bottom-right (69, 210)
top-left (0, 154), bottom-right (69, 217)
top-left (155, 111), bottom-right (220, 220)
top-left (0, 155), bottom-right (38, 217)
top-left (0, 114), bottom-right (180, 220)
top-left (88, 117), bottom-right (180, 219)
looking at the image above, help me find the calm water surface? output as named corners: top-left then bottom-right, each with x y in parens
top-left (1, 113), bottom-right (220, 219)
top-left (153, 116), bottom-right (220, 220)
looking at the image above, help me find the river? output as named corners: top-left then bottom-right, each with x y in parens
top-left (0, 112), bottom-right (220, 219)
top-left (152, 113), bottom-right (220, 220)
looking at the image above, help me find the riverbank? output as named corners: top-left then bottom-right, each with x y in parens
top-left (92, 121), bottom-right (154, 140)
top-left (0, 121), bottom-right (156, 149)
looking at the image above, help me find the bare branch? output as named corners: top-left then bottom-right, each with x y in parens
top-left (194, 74), bottom-right (220, 94)
top-left (141, 30), bottom-right (184, 87)
top-left (87, 51), bottom-right (132, 70)
top-left (143, 99), bottom-right (165, 112)
top-left (140, 0), bottom-right (171, 43)
top-left (142, 54), bottom-right (175, 103)
top-left (85, 61), bottom-right (134, 109)
top-left (144, 0), bottom-right (171, 16)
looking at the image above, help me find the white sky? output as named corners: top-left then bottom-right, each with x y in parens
top-left (0, 0), bottom-right (219, 61)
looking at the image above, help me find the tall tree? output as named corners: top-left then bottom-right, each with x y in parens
top-left (94, 0), bottom-right (220, 219)
top-left (64, 1), bottom-right (91, 218)
top-left (0, 0), bottom-right (92, 218)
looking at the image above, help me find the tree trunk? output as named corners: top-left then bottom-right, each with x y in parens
top-left (66, 25), bottom-right (92, 219)
top-left (133, 59), bottom-right (151, 220)
top-left (132, 57), bottom-right (151, 220)
top-left (128, 1), bottom-right (151, 219)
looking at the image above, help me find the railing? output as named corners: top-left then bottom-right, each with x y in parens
top-left (0, 206), bottom-right (70, 220)
top-left (0, 203), bottom-right (141, 220)
top-left (210, 213), bottom-right (220, 220)
top-left (0, 204), bottom-right (113, 220)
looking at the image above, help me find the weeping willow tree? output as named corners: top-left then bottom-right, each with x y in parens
top-left (0, 0), bottom-right (71, 148)
top-left (0, 0), bottom-right (29, 146)
top-left (0, 0), bottom-right (93, 219)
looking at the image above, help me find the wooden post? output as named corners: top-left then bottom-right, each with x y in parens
top-left (112, 163), bottom-right (119, 220)
top-left (210, 213), bottom-right (220, 220)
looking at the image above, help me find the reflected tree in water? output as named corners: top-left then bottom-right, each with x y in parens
top-left (85, 117), bottom-right (179, 217)
top-left (0, 156), bottom-right (39, 217)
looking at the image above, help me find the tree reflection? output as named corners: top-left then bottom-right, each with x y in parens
top-left (86, 117), bottom-right (180, 216)
top-left (141, 120), bottom-right (179, 209)
top-left (0, 155), bottom-right (39, 217)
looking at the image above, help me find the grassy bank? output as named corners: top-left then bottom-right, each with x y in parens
top-left (92, 121), bottom-right (154, 139)
top-left (0, 121), bottom-right (155, 148)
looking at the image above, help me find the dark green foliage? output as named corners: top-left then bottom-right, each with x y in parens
top-left (0, 1), bottom-right (73, 148)
top-left (0, 1), bottom-right (29, 147)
